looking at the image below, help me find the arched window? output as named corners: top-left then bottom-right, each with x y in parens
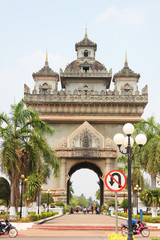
top-left (84, 50), bottom-right (88, 57)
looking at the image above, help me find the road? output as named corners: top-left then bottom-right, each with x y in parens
top-left (0, 236), bottom-right (156, 240)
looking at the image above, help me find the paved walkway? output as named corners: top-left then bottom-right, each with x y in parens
top-left (17, 213), bottom-right (160, 239)
top-left (45, 213), bottom-right (126, 225)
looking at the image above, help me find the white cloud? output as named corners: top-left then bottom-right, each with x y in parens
top-left (96, 6), bottom-right (146, 26)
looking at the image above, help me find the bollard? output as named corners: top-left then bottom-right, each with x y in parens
top-left (140, 209), bottom-right (143, 222)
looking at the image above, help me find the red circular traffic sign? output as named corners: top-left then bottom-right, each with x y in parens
top-left (105, 170), bottom-right (127, 192)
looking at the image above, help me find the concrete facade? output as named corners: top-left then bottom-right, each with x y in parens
top-left (24, 30), bottom-right (148, 205)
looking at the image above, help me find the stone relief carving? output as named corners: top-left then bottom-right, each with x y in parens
top-left (68, 121), bottom-right (104, 149)
top-left (54, 137), bottom-right (67, 150)
top-left (24, 84), bottom-right (30, 94)
top-left (80, 130), bottom-right (92, 148)
top-left (142, 85), bottom-right (148, 95)
top-left (39, 83), bottom-right (52, 94)
top-left (105, 137), bottom-right (116, 150)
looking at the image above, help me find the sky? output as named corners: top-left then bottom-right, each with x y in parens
top-left (0, 0), bottom-right (160, 200)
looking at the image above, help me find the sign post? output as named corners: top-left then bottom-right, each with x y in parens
top-left (105, 170), bottom-right (127, 233)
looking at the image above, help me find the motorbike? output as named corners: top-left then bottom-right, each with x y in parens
top-left (0, 219), bottom-right (18, 238)
top-left (121, 219), bottom-right (150, 237)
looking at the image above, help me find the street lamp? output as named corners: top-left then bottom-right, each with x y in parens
top-left (114, 123), bottom-right (147, 240)
top-left (47, 189), bottom-right (51, 212)
top-left (123, 191), bottom-right (127, 213)
top-left (157, 178), bottom-right (160, 185)
top-left (134, 185), bottom-right (141, 215)
top-left (19, 174), bottom-right (26, 219)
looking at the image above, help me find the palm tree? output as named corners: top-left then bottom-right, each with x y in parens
top-left (134, 116), bottom-right (160, 190)
top-left (0, 99), bottom-right (60, 217)
top-left (117, 154), bottom-right (144, 206)
top-left (134, 116), bottom-right (160, 217)
top-left (95, 188), bottom-right (100, 200)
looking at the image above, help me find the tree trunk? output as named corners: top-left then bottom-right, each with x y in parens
top-left (10, 170), bottom-right (20, 219)
top-left (151, 174), bottom-right (156, 190)
top-left (152, 200), bottom-right (157, 217)
top-left (10, 181), bottom-right (17, 219)
top-left (133, 191), bottom-right (137, 215)
top-left (23, 201), bottom-right (30, 218)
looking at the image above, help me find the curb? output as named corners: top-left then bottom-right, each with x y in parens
top-left (34, 214), bottom-right (64, 225)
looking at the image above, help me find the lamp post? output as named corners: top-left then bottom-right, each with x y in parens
top-left (114, 123), bottom-right (147, 240)
top-left (123, 191), bottom-right (127, 213)
top-left (134, 185), bottom-right (141, 215)
top-left (47, 189), bottom-right (51, 212)
top-left (19, 174), bottom-right (25, 219)
top-left (157, 178), bottom-right (160, 185)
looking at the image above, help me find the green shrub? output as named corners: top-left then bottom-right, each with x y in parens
top-left (28, 211), bottom-right (36, 216)
top-left (65, 205), bottom-right (71, 213)
top-left (53, 212), bottom-right (59, 216)
top-left (116, 212), bottom-right (160, 223)
top-left (151, 238), bottom-right (160, 240)
top-left (29, 214), bottom-right (39, 221)
top-left (55, 202), bottom-right (65, 207)
top-left (38, 214), bottom-right (42, 219)
top-left (29, 211), bottom-right (59, 221)
top-left (20, 217), bottom-right (30, 222)
top-left (42, 212), bottom-right (48, 219)
top-left (101, 205), bottom-right (107, 212)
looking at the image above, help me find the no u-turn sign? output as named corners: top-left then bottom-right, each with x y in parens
top-left (105, 170), bottom-right (127, 192)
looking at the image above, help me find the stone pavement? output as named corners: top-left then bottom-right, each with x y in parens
top-left (17, 214), bottom-right (160, 239)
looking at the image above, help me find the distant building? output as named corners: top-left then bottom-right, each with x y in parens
top-left (24, 29), bottom-right (148, 205)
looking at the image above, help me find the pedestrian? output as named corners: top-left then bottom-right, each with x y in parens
top-left (91, 205), bottom-right (93, 214)
top-left (97, 207), bottom-right (100, 214)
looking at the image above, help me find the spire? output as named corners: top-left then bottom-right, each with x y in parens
top-left (124, 49), bottom-right (128, 67)
top-left (45, 49), bottom-right (49, 66)
top-left (85, 27), bottom-right (87, 38)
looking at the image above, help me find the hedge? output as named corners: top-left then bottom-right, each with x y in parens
top-left (29, 211), bottom-right (59, 221)
top-left (115, 212), bottom-right (160, 223)
top-left (55, 202), bottom-right (65, 207)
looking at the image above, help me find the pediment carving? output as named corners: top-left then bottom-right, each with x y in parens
top-left (54, 122), bottom-right (117, 159)
top-left (105, 137), bottom-right (116, 150)
top-left (55, 137), bottom-right (67, 150)
top-left (68, 121), bottom-right (104, 149)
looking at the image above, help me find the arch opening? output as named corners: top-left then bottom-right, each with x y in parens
top-left (67, 161), bottom-right (104, 206)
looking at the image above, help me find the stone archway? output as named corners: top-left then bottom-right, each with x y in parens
top-left (67, 161), bottom-right (104, 206)
top-left (53, 121), bottom-right (117, 205)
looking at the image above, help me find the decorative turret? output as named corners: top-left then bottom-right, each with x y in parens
top-left (75, 28), bottom-right (97, 60)
top-left (60, 29), bottom-right (112, 92)
top-left (113, 52), bottom-right (140, 95)
top-left (32, 51), bottom-right (59, 94)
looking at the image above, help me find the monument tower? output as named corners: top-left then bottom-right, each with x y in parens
top-left (24, 29), bottom-right (148, 205)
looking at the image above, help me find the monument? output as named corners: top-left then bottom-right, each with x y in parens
top-left (24, 29), bottom-right (148, 205)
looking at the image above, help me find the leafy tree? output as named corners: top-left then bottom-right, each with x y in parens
top-left (107, 199), bottom-right (119, 207)
top-left (70, 194), bottom-right (99, 208)
top-left (41, 192), bottom-right (54, 210)
top-left (69, 185), bottom-right (74, 200)
top-left (0, 177), bottom-right (10, 208)
top-left (134, 116), bottom-right (160, 190)
top-left (87, 196), bottom-right (93, 206)
top-left (23, 173), bottom-right (43, 204)
top-left (95, 189), bottom-right (100, 200)
top-left (140, 188), bottom-right (160, 217)
top-left (117, 153), bottom-right (144, 209)
top-left (120, 198), bottom-right (129, 209)
top-left (0, 99), bottom-right (60, 216)
top-left (76, 195), bottom-right (87, 207)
